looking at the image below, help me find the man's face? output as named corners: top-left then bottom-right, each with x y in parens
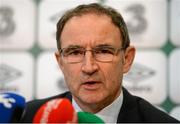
top-left (55, 14), bottom-right (135, 112)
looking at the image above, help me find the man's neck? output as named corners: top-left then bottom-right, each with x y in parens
top-left (72, 90), bottom-right (124, 123)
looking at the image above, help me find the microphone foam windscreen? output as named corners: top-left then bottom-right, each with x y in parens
top-left (0, 92), bottom-right (25, 123)
top-left (33, 98), bottom-right (75, 123)
top-left (77, 111), bottom-right (104, 123)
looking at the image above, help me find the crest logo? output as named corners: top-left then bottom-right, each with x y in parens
top-left (0, 64), bottom-right (22, 85)
top-left (124, 63), bottom-right (155, 83)
top-left (0, 94), bottom-right (15, 108)
top-left (124, 63), bottom-right (155, 92)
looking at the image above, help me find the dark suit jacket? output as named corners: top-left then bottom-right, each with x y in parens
top-left (20, 88), bottom-right (179, 123)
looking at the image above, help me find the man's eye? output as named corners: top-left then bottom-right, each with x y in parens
top-left (96, 49), bottom-right (114, 54)
top-left (67, 49), bottom-right (83, 55)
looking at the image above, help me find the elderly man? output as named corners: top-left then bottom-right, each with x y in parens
top-left (21, 3), bottom-right (179, 123)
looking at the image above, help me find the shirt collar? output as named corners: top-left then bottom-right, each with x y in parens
top-left (72, 90), bottom-right (123, 123)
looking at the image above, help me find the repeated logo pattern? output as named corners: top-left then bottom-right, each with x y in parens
top-left (124, 63), bottom-right (155, 83)
top-left (0, 64), bottom-right (22, 84)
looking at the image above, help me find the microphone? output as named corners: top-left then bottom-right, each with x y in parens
top-left (77, 111), bottom-right (104, 123)
top-left (33, 98), bottom-right (77, 123)
top-left (33, 98), bottom-right (104, 123)
top-left (0, 92), bottom-right (26, 123)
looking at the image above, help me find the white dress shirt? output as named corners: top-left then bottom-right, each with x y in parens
top-left (72, 90), bottom-right (123, 123)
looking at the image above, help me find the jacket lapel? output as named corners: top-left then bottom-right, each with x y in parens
top-left (117, 87), bottom-right (142, 122)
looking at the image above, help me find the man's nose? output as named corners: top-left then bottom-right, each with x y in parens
top-left (81, 50), bottom-right (98, 75)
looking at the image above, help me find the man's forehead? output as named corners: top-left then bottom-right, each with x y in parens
top-left (60, 13), bottom-right (122, 48)
top-left (65, 13), bottom-right (112, 25)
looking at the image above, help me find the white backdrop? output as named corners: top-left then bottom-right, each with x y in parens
top-left (0, 0), bottom-right (180, 120)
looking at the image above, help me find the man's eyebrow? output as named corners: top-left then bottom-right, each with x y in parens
top-left (64, 44), bottom-right (114, 49)
top-left (95, 44), bottom-right (114, 48)
top-left (63, 45), bottom-right (82, 49)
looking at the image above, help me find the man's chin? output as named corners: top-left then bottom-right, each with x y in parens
top-left (79, 93), bottom-right (105, 105)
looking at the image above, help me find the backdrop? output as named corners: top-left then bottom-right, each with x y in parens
top-left (0, 0), bottom-right (180, 120)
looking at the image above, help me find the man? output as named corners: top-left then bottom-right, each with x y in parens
top-left (21, 3), bottom-right (179, 123)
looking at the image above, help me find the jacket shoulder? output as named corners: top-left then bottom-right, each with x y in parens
top-left (137, 97), bottom-right (178, 122)
top-left (118, 88), bottom-right (179, 122)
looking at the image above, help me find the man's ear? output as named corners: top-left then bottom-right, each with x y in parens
top-left (55, 51), bottom-right (64, 71)
top-left (123, 46), bottom-right (136, 73)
